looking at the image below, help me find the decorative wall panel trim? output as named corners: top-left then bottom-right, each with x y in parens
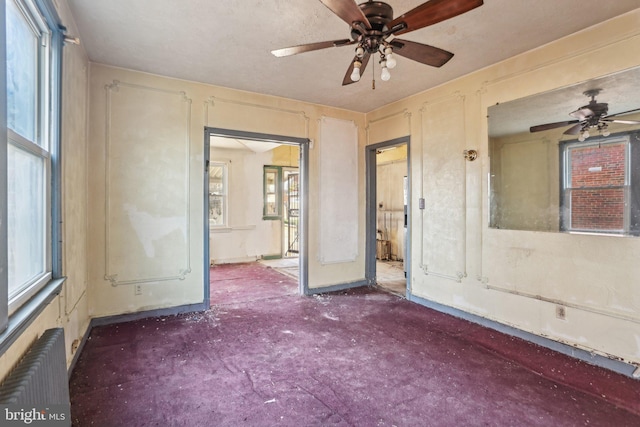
top-left (485, 283), bottom-right (640, 325)
top-left (365, 109), bottom-right (411, 144)
top-left (318, 116), bottom-right (359, 264)
top-left (104, 81), bottom-right (192, 286)
top-left (419, 95), bottom-right (467, 282)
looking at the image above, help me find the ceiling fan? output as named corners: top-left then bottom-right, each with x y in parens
top-left (529, 89), bottom-right (640, 141)
top-left (271, 0), bottom-right (484, 86)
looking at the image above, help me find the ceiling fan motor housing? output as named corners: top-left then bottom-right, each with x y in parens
top-left (360, 1), bottom-right (394, 30)
top-left (351, 1), bottom-right (394, 53)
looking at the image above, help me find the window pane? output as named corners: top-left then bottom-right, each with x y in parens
top-left (8, 144), bottom-right (46, 297)
top-left (6, 0), bottom-right (39, 142)
top-left (570, 188), bottom-right (625, 231)
top-left (265, 194), bottom-right (277, 215)
top-left (263, 168), bottom-right (280, 217)
top-left (209, 194), bottom-right (224, 226)
top-left (566, 141), bottom-right (627, 232)
top-left (210, 164), bottom-right (226, 226)
top-left (569, 143), bottom-right (626, 188)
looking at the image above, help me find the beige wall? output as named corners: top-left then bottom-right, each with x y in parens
top-left (367, 9), bottom-right (640, 366)
top-left (87, 63), bottom-right (368, 318)
top-left (0, 0), bottom-right (90, 377)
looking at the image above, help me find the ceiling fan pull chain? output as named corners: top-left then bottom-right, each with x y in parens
top-left (372, 58), bottom-right (376, 90)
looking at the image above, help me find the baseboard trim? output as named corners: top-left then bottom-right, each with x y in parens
top-left (68, 321), bottom-right (91, 380)
top-left (407, 291), bottom-right (638, 379)
top-left (67, 301), bottom-right (208, 379)
top-left (90, 302), bottom-right (208, 328)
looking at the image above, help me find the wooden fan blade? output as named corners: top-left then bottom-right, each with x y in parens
top-left (271, 39), bottom-right (354, 57)
top-left (529, 120), bottom-right (579, 133)
top-left (563, 123), bottom-right (583, 135)
top-left (569, 107), bottom-right (594, 120)
top-left (390, 39), bottom-right (453, 67)
top-left (319, 0), bottom-right (371, 29)
top-left (342, 52), bottom-right (370, 86)
top-left (605, 107), bottom-right (640, 118)
top-left (602, 119), bottom-right (640, 125)
top-left (387, 0), bottom-right (483, 36)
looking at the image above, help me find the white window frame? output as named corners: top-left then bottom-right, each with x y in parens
top-left (209, 161), bottom-right (229, 228)
top-left (4, 0), bottom-right (60, 319)
top-left (561, 135), bottom-right (631, 235)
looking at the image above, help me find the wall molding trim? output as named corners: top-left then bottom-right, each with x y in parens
top-left (418, 95), bottom-right (468, 282)
top-left (407, 291), bottom-right (640, 379)
top-left (204, 96), bottom-right (310, 139)
top-left (104, 80), bottom-right (192, 286)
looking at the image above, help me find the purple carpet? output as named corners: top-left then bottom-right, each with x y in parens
top-left (69, 262), bottom-right (640, 426)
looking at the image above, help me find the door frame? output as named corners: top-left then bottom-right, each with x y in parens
top-left (204, 127), bottom-right (310, 305)
top-left (365, 136), bottom-right (411, 291)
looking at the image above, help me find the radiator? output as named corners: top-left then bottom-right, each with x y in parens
top-left (0, 328), bottom-right (70, 405)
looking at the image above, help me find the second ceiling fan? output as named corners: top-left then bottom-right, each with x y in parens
top-left (271, 0), bottom-right (484, 85)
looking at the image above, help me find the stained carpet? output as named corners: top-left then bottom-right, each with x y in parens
top-left (69, 262), bottom-right (640, 426)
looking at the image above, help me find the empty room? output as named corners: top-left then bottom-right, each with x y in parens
top-left (1, 0), bottom-right (640, 425)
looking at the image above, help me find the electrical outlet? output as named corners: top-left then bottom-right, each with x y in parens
top-left (555, 305), bottom-right (566, 320)
top-left (134, 284), bottom-right (142, 295)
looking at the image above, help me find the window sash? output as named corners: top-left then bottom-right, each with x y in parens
top-left (562, 136), bottom-right (631, 234)
top-left (263, 166), bottom-right (281, 219)
top-left (6, 0), bottom-right (50, 150)
top-left (5, 0), bottom-right (55, 316)
top-left (209, 162), bottom-right (228, 227)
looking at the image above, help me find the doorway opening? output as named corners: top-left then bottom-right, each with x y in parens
top-left (366, 137), bottom-right (410, 297)
top-left (204, 127), bottom-right (309, 306)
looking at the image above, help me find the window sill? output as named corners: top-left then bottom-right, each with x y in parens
top-left (566, 231), bottom-right (626, 238)
top-left (0, 277), bottom-right (65, 357)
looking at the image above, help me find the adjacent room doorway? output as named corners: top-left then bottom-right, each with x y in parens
top-left (366, 137), bottom-right (410, 297)
top-left (204, 127), bottom-right (310, 306)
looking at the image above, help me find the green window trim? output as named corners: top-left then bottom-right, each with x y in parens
top-left (263, 166), bottom-right (282, 220)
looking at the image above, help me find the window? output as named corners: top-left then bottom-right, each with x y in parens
top-left (5, 0), bottom-right (61, 316)
top-left (209, 162), bottom-right (228, 226)
top-left (263, 166), bottom-right (281, 219)
top-left (561, 133), bottom-right (640, 235)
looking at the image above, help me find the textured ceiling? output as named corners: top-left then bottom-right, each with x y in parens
top-left (66, 0), bottom-right (640, 113)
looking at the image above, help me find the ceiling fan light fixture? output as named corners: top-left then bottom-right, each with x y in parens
top-left (351, 60), bottom-right (362, 82)
top-left (380, 60), bottom-right (391, 81)
top-left (271, 0), bottom-right (484, 87)
top-left (383, 47), bottom-right (396, 69)
top-left (598, 123), bottom-right (611, 137)
top-left (578, 129), bottom-right (590, 142)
